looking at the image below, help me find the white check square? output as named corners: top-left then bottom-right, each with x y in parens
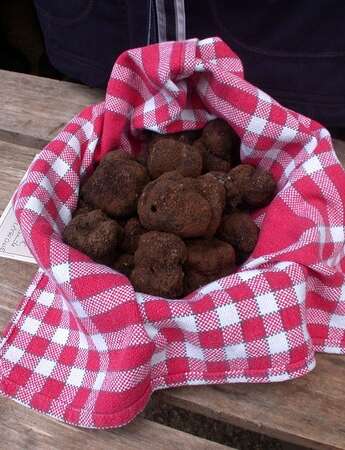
top-left (267, 332), bottom-right (289, 354)
top-left (256, 292), bottom-right (278, 316)
top-left (217, 303), bottom-right (240, 327)
top-left (67, 367), bottom-right (85, 387)
top-left (35, 358), bottom-right (56, 377)
top-left (52, 328), bottom-right (69, 345)
top-left (247, 116), bottom-right (267, 134)
top-left (22, 317), bottom-right (41, 335)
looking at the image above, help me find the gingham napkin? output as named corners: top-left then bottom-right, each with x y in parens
top-left (1, 37), bottom-right (345, 428)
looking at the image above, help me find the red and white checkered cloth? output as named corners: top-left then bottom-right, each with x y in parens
top-left (1, 37), bottom-right (345, 428)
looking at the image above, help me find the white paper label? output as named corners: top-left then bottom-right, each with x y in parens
top-left (0, 194), bottom-right (36, 264)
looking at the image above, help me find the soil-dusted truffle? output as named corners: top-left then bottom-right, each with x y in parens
top-left (201, 119), bottom-right (234, 160)
top-left (134, 231), bottom-right (187, 268)
top-left (197, 174), bottom-right (226, 237)
top-left (131, 265), bottom-right (184, 298)
top-left (147, 130), bottom-right (201, 152)
top-left (112, 253), bottom-right (134, 277)
top-left (185, 238), bottom-right (236, 275)
top-left (184, 267), bottom-right (231, 294)
top-left (72, 198), bottom-right (94, 217)
top-left (219, 211), bottom-right (259, 254)
top-left (131, 231), bottom-right (187, 298)
top-left (138, 172), bottom-right (213, 238)
top-left (209, 171), bottom-right (242, 210)
top-left (102, 149), bottom-right (132, 163)
top-left (121, 217), bottom-right (146, 254)
top-left (229, 164), bottom-right (255, 193)
top-left (194, 139), bottom-right (232, 173)
top-left (242, 169), bottom-right (276, 208)
top-left (81, 156), bottom-right (149, 218)
top-left (147, 138), bottom-right (203, 179)
top-left (62, 209), bottom-right (122, 263)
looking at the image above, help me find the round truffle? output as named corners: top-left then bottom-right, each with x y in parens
top-left (62, 210), bottom-right (122, 263)
top-left (219, 211), bottom-right (259, 254)
top-left (72, 198), bottom-right (94, 218)
top-left (196, 174), bottom-right (226, 236)
top-left (201, 119), bottom-right (234, 160)
top-left (81, 157), bottom-right (149, 217)
top-left (121, 217), bottom-right (146, 254)
top-left (134, 231), bottom-right (187, 268)
top-left (194, 139), bottom-right (232, 173)
top-left (185, 238), bottom-right (236, 275)
top-left (147, 138), bottom-right (203, 179)
top-left (243, 169), bottom-right (276, 208)
top-left (131, 231), bottom-right (186, 298)
top-left (184, 268), bottom-right (231, 295)
top-left (147, 130), bottom-right (201, 153)
top-left (137, 173), bottom-right (213, 238)
top-left (102, 149), bottom-right (132, 163)
top-left (229, 164), bottom-right (255, 193)
top-left (131, 266), bottom-right (184, 298)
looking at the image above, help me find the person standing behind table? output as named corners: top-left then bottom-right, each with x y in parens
top-left (34, 0), bottom-right (345, 132)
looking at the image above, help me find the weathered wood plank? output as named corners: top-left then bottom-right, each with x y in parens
top-left (0, 396), bottom-right (231, 450)
top-left (0, 70), bottom-right (103, 146)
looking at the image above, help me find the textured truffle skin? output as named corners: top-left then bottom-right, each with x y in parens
top-left (185, 238), bottom-right (236, 274)
top-left (147, 130), bottom-right (201, 153)
top-left (219, 211), bottom-right (259, 254)
top-left (102, 149), bottom-right (132, 163)
top-left (72, 198), bottom-right (94, 218)
top-left (81, 156), bottom-right (149, 218)
top-left (147, 138), bottom-right (203, 179)
top-left (243, 169), bottom-right (276, 208)
top-left (209, 171), bottom-right (242, 210)
top-left (229, 164), bottom-right (255, 194)
top-left (137, 172), bottom-right (213, 238)
top-left (131, 266), bottom-right (184, 298)
top-left (131, 231), bottom-right (187, 298)
top-left (201, 119), bottom-right (234, 160)
top-left (112, 253), bottom-right (134, 277)
top-left (134, 231), bottom-right (187, 268)
top-left (183, 238), bottom-right (235, 295)
top-left (194, 139), bottom-right (232, 173)
top-left (62, 210), bottom-right (122, 263)
top-left (184, 267), bottom-right (231, 294)
top-left (121, 217), bottom-right (146, 254)
top-left (197, 174), bottom-right (226, 237)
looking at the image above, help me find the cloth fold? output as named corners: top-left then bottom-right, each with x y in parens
top-left (0, 37), bottom-right (345, 428)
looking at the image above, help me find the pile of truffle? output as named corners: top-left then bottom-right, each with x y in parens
top-left (63, 119), bottom-right (276, 298)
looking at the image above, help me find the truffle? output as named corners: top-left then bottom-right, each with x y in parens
top-left (185, 238), bottom-right (236, 275)
top-left (194, 139), bottom-right (232, 173)
top-left (147, 138), bottom-right (203, 179)
top-left (201, 119), bottom-right (234, 160)
top-left (62, 209), bottom-right (122, 263)
top-left (131, 265), bottom-right (184, 298)
top-left (121, 217), bottom-right (146, 254)
top-left (134, 231), bottom-right (187, 268)
top-left (131, 231), bottom-right (187, 298)
top-left (72, 198), bottom-right (94, 217)
top-left (218, 211), bottom-right (259, 254)
top-left (243, 169), bottom-right (276, 208)
top-left (137, 172), bottom-right (213, 238)
top-left (197, 174), bottom-right (226, 237)
top-left (81, 156), bottom-right (149, 217)
top-left (183, 238), bottom-right (235, 294)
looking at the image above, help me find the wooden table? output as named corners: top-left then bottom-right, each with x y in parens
top-left (1, 70), bottom-right (345, 450)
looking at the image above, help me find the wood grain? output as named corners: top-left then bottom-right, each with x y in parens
top-left (0, 70), bottom-right (103, 146)
top-left (0, 396), bottom-right (230, 450)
